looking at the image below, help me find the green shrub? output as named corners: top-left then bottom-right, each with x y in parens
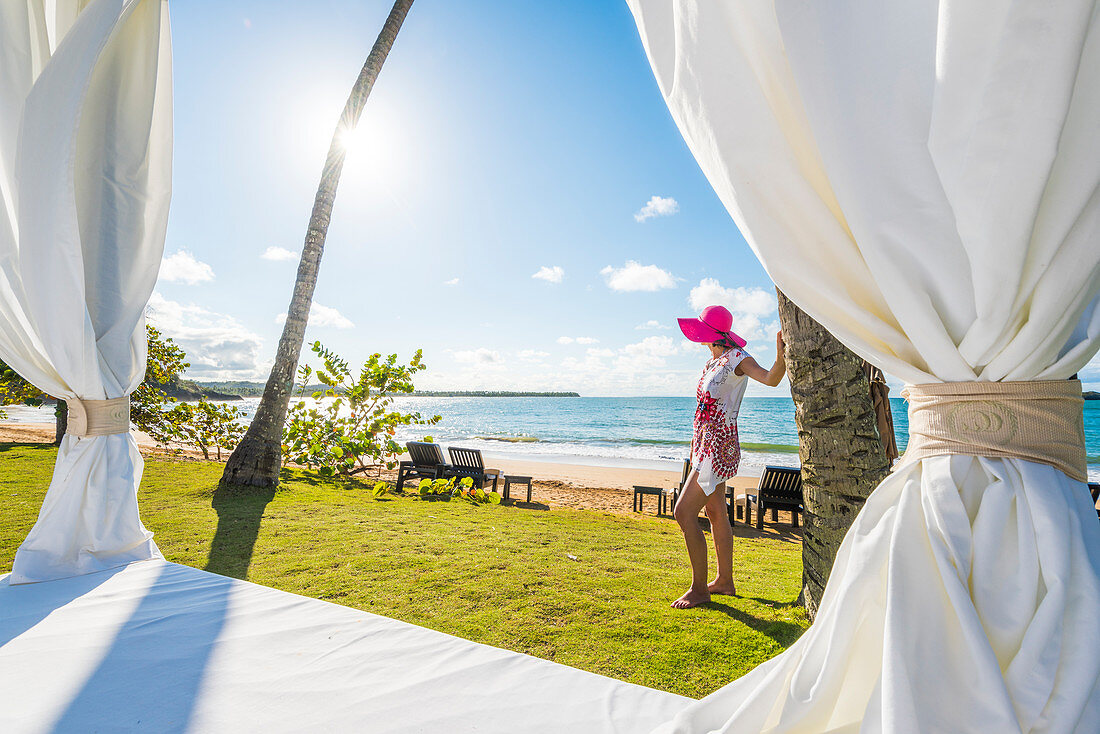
top-left (283, 342), bottom-right (440, 478)
top-left (417, 475), bottom-right (501, 504)
top-left (157, 398), bottom-right (246, 460)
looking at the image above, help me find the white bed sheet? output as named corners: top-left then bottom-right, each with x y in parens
top-left (0, 560), bottom-right (690, 733)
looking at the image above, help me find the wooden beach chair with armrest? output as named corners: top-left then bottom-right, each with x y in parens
top-left (670, 458), bottom-right (691, 511)
top-left (726, 482), bottom-right (753, 525)
top-left (751, 466), bottom-right (804, 530)
top-left (447, 446), bottom-right (502, 491)
top-left (396, 441), bottom-right (452, 491)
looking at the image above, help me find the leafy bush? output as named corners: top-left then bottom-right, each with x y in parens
top-left (417, 476), bottom-right (502, 505)
top-left (157, 398), bottom-right (246, 460)
top-left (130, 326), bottom-right (190, 436)
top-left (283, 342), bottom-right (441, 478)
top-left (0, 363), bottom-right (46, 419)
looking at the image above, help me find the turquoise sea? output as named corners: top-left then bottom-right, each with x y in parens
top-left (388, 395), bottom-right (1097, 478)
top-left (4, 396), bottom-right (1097, 480)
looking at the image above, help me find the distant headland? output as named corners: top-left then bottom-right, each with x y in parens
top-left (404, 391), bottom-right (579, 398)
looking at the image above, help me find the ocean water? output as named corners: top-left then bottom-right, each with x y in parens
top-left (250, 395), bottom-right (1098, 478)
top-left (4, 395), bottom-right (1098, 480)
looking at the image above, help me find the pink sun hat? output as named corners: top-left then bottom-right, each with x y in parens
top-left (677, 305), bottom-right (747, 348)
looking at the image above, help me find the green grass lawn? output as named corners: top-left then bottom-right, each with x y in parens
top-left (0, 443), bottom-right (808, 699)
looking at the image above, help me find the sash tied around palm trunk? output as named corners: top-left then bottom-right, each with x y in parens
top-left (900, 380), bottom-right (1087, 482)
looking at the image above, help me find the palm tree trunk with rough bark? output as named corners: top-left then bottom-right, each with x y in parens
top-left (221, 0), bottom-right (414, 488)
top-left (776, 289), bottom-right (891, 621)
top-left (54, 401), bottom-right (66, 445)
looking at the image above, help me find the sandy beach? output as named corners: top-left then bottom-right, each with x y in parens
top-left (0, 421), bottom-right (791, 530)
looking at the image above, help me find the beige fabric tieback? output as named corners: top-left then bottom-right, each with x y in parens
top-left (900, 380), bottom-right (1086, 482)
top-left (65, 396), bottom-right (131, 437)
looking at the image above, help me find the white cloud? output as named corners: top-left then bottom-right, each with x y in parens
top-left (261, 246), bottom-right (298, 262)
top-left (600, 261), bottom-right (677, 292)
top-left (454, 347), bottom-right (502, 365)
top-left (444, 277), bottom-right (460, 286)
top-left (160, 250), bottom-right (214, 285)
top-left (621, 335), bottom-right (679, 361)
top-left (146, 292), bottom-right (265, 380)
top-left (551, 336), bottom-right (697, 394)
top-left (558, 336), bottom-right (598, 345)
top-left (532, 265), bottom-right (564, 284)
top-left (634, 195), bottom-right (679, 222)
top-left (1081, 353), bottom-right (1100, 389)
top-left (274, 302), bottom-right (354, 329)
top-left (686, 279), bottom-right (777, 344)
top-left (417, 338), bottom-right (705, 396)
top-left (688, 279), bottom-right (774, 315)
top-left (557, 336), bottom-right (574, 345)
top-left (635, 320), bottom-right (670, 330)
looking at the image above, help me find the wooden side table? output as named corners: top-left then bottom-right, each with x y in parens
top-left (503, 475), bottom-right (533, 503)
top-left (633, 485), bottom-right (665, 515)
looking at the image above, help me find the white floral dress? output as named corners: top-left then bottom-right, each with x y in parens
top-left (692, 349), bottom-right (750, 495)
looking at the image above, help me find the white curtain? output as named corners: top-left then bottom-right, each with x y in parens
top-left (627, 1), bottom-right (1100, 732)
top-left (0, 0), bottom-right (172, 584)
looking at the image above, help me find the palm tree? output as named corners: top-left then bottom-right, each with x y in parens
top-left (222, 0), bottom-right (415, 488)
top-left (776, 290), bottom-right (891, 620)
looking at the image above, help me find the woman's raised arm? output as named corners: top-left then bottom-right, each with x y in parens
top-left (735, 332), bottom-right (786, 386)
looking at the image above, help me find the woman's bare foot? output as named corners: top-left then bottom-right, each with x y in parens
top-left (707, 578), bottom-right (737, 596)
top-left (671, 587), bottom-right (711, 609)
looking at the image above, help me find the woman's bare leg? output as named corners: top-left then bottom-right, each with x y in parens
top-left (671, 471), bottom-right (712, 609)
top-left (704, 482), bottom-right (736, 595)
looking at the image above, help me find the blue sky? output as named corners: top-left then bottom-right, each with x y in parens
top-left (150, 1), bottom-right (1100, 396)
top-left (152, 0), bottom-right (783, 397)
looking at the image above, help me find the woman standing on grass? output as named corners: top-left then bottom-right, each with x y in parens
top-left (672, 305), bottom-right (786, 609)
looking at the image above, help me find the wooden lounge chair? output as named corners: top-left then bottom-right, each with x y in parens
top-left (396, 441), bottom-right (451, 491)
top-left (750, 466), bottom-right (803, 529)
top-left (670, 459), bottom-right (691, 511)
top-left (447, 446), bottom-right (502, 491)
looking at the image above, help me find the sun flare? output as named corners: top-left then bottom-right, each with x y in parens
top-left (336, 123), bottom-right (367, 154)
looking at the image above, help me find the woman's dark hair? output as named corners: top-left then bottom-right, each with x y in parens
top-left (711, 335), bottom-right (736, 349)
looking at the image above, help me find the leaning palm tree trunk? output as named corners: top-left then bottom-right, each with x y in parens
top-left (222, 0), bottom-right (415, 488)
top-left (775, 289), bottom-right (891, 621)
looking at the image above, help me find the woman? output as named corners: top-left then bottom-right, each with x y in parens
top-left (672, 305), bottom-right (786, 609)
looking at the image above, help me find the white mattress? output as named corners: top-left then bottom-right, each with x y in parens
top-left (0, 560), bottom-right (689, 733)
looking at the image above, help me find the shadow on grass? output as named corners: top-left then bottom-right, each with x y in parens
top-left (278, 467), bottom-right (384, 491)
top-left (0, 441), bottom-right (55, 453)
top-left (744, 595), bottom-right (803, 611)
top-left (730, 525), bottom-right (802, 544)
top-left (706, 599), bottom-right (806, 646)
top-left (507, 499), bottom-right (550, 511)
top-left (204, 482), bottom-right (277, 580)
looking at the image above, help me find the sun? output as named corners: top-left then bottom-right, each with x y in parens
top-left (332, 116), bottom-right (401, 182)
top-left (336, 123), bottom-right (368, 154)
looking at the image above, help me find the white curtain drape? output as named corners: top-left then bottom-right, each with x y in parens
top-left (0, 0), bottom-right (172, 584)
top-left (627, 1), bottom-right (1100, 732)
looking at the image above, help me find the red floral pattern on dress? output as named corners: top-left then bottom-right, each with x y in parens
top-left (692, 352), bottom-right (744, 486)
